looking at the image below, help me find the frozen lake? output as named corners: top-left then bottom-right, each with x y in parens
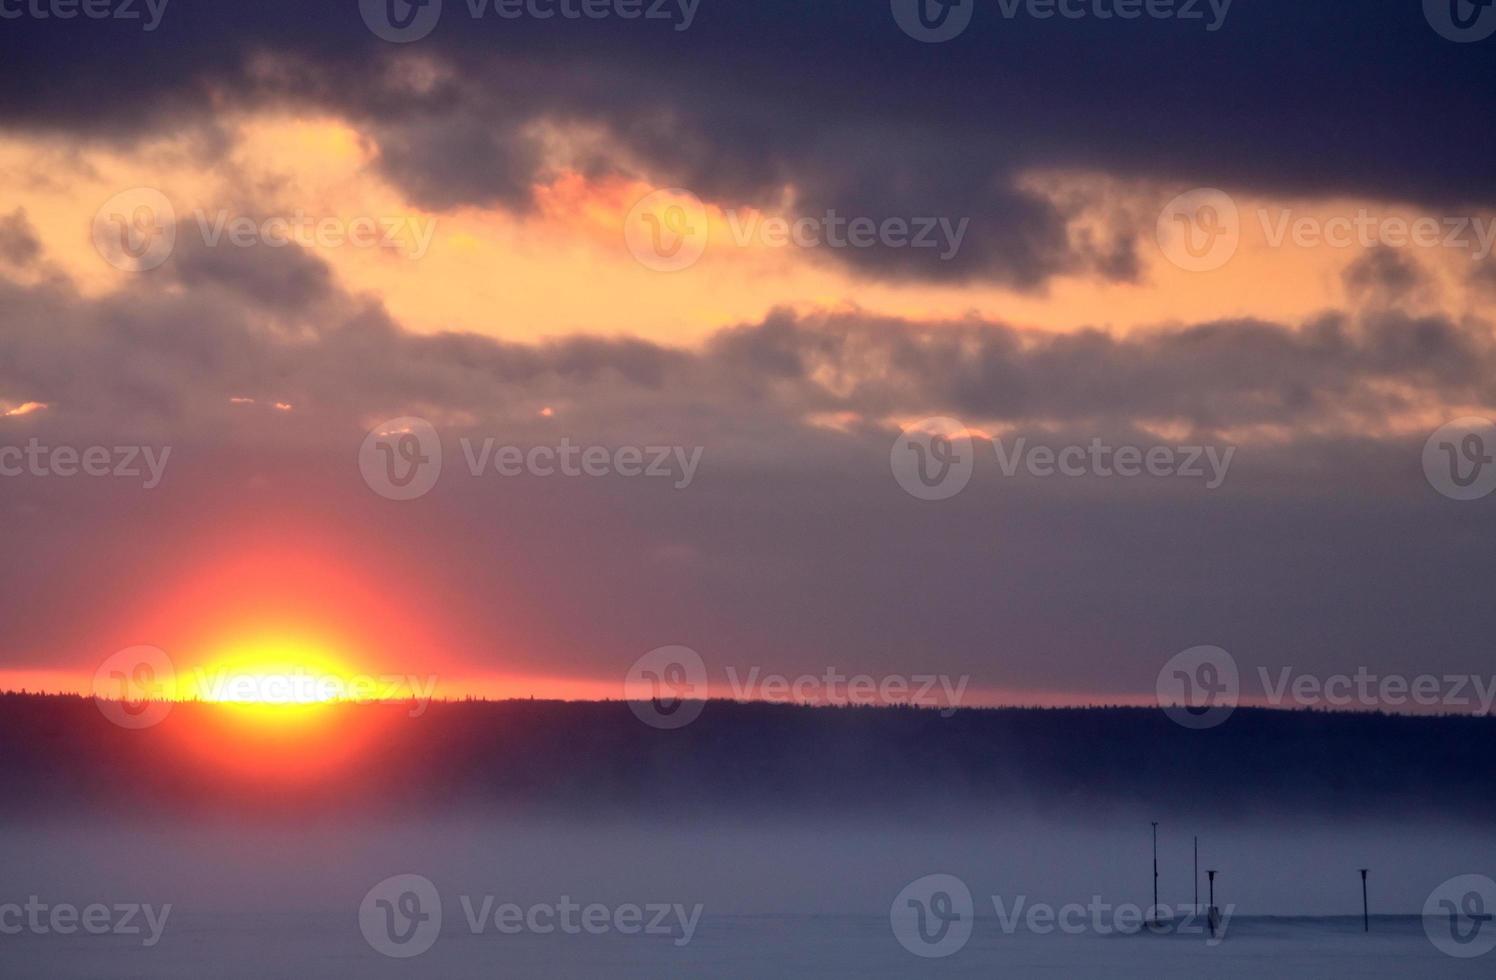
top-left (2, 816), bottom-right (1492, 977)
top-left (1, 912), bottom-right (1490, 978)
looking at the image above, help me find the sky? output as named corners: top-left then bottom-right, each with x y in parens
top-left (0, 0), bottom-right (1493, 707)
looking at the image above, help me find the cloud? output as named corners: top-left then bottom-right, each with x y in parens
top-left (708, 307), bottom-right (1496, 435)
top-left (2, 3), bottom-right (1491, 287)
top-left (1470, 256), bottom-right (1496, 297)
top-left (0, 209), bottom-right (40, 267)
top-left (2, 241), bottom-right (1494, 693)
top-left (172, 224), bottom-right (336, 310)
top-left (1342, 247), bottom-right (1434, 308)
top-left (2, 236), bottom-right (1492, 448)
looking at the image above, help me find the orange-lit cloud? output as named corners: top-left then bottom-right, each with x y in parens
top-left (4, 112), bottom-right (1491, 356)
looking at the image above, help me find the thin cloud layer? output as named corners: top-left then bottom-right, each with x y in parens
top-left (2, 226), bottom-right (1492, 444)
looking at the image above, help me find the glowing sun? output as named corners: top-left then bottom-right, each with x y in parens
top-left (185, 634), bottom-right (357, 706)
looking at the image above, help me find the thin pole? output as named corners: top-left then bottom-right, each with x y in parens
top-left (1152, 822), bottom-right (1159, 922)
top-left (1194, 836), bottom-right (1199, 913)
top-left (1360, 869), bottom-right (1369, 932)
top-left (1206, 870), bottom-right (1218, 939)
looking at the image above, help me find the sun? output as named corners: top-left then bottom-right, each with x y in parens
top-left (184, 633), bottom-right (357, 706)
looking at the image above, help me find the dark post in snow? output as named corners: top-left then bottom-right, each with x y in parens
top-left (1151, 821), bottom-right (1160, 924)
top-left (1194, 836), bottom-right (1199, 913)
top-left (1360, 869), bottom-right (1369, 932)
top-left (1206, 869), bottom-right (1221, 939)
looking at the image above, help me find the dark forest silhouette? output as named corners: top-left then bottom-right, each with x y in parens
top-left (2, 693), bottom-right (1492, 820)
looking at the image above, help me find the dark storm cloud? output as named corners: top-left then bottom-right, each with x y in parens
top-left (1, 2), bottom-right (1491, 286)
